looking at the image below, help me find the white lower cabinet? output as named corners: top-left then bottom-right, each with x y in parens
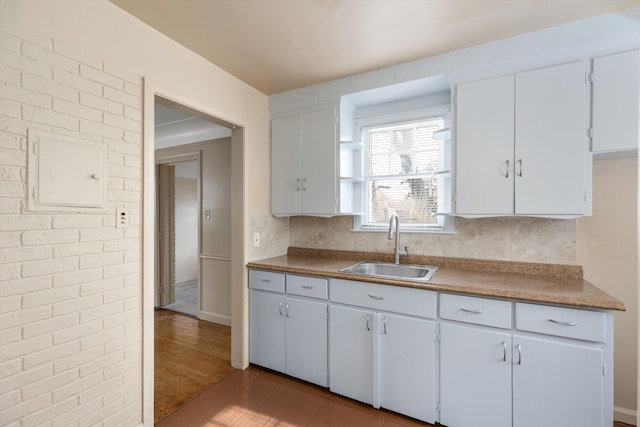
top-left (249, 271), bottom-right (612, 426)
top-left (378, 313), bottom-right (436, 423)
top-left (440, 323), bottom-right (512, 427)
top-left (249, 271), bottom-right (328, 387)
top-left (512, 335), bottom-right (604, 427)
top-left (329, 279), bottom-right (437, 423)
top-left (328, 305), bottom-right (374, 405)
top-left (249, 289), bottom-right (286, 372)
top-left (438, 294), bottom-right (612, 427)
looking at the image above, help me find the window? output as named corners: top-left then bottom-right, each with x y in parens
top-left (355, 113), bottom-right (452, 233)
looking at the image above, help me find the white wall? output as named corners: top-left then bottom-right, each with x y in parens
top-left (0, 15), bottom-right (144, 427)
top-left (577, 157), bottom-right (638, 423)
top-left (0, 1), bottom-right (270, 425)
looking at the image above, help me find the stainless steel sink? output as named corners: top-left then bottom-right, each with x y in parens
top-left (340, 261), bottom-right (438, 282)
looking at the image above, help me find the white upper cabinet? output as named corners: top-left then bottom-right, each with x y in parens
top-left (591, 49), bottom-right (639, 154)
top-left (271, 107), bottom-right (338, 216)
top-left (455, 61), bottom-right (589, 217)
top-left (514, 61), bottom-right (587, 215)
top-left (456, 75), bottom-right (515, 215)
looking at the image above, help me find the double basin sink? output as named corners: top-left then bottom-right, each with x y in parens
top-left (340, 261), bottom-right (438, 282)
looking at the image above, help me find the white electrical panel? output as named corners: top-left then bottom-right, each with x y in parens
top-left (28, 129), bottom-right (107, 212)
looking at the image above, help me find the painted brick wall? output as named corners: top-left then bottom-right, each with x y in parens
top-left (0, 16), bottom-right (142, 426)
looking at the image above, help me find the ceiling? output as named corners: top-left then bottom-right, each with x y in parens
top-left (109, 0), bottom-right (636, 96)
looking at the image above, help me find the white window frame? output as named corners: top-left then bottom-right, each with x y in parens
top-left (353, 106), bottom-right (454, 234)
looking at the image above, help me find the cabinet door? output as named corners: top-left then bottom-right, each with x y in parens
top-left (285, 297), bottom-right (328, 387)
top-left (249, 290), bottom-right (286, 372)
top-left (301, 108), bottom-right (337, 215)
top-left (378, 314), bottom-right (436, 423)
top-left (329, 305), bottom-right (374, 405)
top-left (272, 114), bottom-right (302, 215)
top-left (515, 61), bottom-right (586, 215)
top-left (592, 49), bottom-right (639, 153)
top-left (440, 323), bottom-right (512, 427)
top-left (513, 335), bottom-right (604, 427)
top-left (456, 75), bottom-right (515, 215)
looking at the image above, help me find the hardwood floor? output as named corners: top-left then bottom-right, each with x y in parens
top-left (156, 365), bottom-right (433, 427)
top-left (154, 309), bottom-right (234, 423)
top-left (155, 309), bottom-right (635, 427)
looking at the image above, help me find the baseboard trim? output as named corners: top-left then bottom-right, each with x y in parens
top-left (615, 406), bottom-right (637, 425)
top-left (199, 311), bottom-right (231, 326)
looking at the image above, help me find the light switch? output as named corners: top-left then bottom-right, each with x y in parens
top-left (205, 209), bottom-right (211, 220)
top-left (116, 207), bottom-right (130, 228)
top-left (253, 232), bottom-right (260, 248)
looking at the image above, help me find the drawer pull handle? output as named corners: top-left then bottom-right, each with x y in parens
top-left (516, 344), bottom-right (522, 365)
top-left (548, 318), bottom-right (577, 326)
top-left (368, 294), bottom-right (385, 300)
top-left (278, 301), bottom-right (284, 316)
top-left (301, 285), bottom-right (314, 289)
top-left (460, 307), bottom-right (483, 314)
top-left (260, 279), bottom-right (272, 283)
top-left (366, 314), bottom-right (371, 331)
top-left (502, 341), bottom-right (507, 362)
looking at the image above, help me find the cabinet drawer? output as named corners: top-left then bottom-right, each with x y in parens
top-left (249, 270), bottom-right (285, 293)
top-left (440, 293), bottom-right (512, 329)
top-left (515, 302), bottom-right (606, 343)
top-left (287, 274), bottom-right (328, 300)
top-left (330, 279), bottom-right (436, 319)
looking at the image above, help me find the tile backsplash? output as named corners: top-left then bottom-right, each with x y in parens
top-left (251, 214), bottom-right (576, 265)
top-left (249, 214), bottom-right (290, 261)
top-left (287, 215), bottom-right (577, 265)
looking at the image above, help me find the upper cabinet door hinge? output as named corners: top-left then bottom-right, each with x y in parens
top-left (586, 72), bottom-right (594, 84)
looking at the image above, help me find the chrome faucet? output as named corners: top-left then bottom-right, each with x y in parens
top-left (388, 212), bottom-right (408, 264)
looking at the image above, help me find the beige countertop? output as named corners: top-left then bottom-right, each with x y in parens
top-left (247, 247), bottom-right (625, 311)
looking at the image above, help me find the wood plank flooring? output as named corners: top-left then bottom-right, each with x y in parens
top-left (154, 309), bottom-right (234, 423)
top-left (155, 309), bottom-right (635, 427)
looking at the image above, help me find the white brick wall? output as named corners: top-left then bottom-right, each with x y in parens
top-left (0, 16), bottom-right (142, 427)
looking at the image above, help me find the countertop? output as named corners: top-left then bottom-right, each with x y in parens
top-left (246, 247), bottom-right (625, 311)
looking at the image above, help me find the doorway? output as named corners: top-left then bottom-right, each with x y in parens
top-left (144, 90), bottom-right (244, 424)
top-left (156, 159), bottom-right (200, 317)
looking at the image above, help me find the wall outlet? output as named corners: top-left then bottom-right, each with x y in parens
top-left (253, 232), bottom-right (260, 248)
top-left (116, 207), bottom-right (130, 228)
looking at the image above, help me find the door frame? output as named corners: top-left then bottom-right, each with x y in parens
top-left (156, 154), bottom-right (201, 309)
top-left (142, 79), bottom-right (246, 425)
